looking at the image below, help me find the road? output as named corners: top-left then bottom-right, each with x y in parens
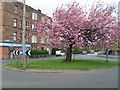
top-left (2, 67), bottom-right (118, 88)
top-left (1, 54), bottom-right (119, 88)
top-left (74, 54), bottom-right (119, 62)
top-left (2, 53), bottom-right (119, 64)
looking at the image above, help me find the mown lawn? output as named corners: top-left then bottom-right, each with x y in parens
top-left (6, 60), bottom-right (118, 70)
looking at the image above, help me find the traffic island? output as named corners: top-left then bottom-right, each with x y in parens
top-left (3, 60), bottom-right (118, 73)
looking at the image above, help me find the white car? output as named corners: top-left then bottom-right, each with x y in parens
top-left (97, 51), bottom-right (105, 55)
top-left (82, 51), bottom-right (87, 55)
top-left (56, 50), bottom-right (66, 56)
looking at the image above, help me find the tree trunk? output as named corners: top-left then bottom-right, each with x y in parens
top-left (64, 44), bottom-right (73, 62)
top-left (105, 48), bottom-right (109, 63)
top-left (91, 42), bottom-right (94, 50)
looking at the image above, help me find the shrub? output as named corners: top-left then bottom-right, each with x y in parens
top-left (30, 50), bottom-right (49, 58)
top-left (87, 50), bottom-right (90, 53)
top-left (73, 48), bottom-right (82, 54)
top-left (94, 49), bottom-right (99, 52)
top-left (31, 50), bottom-right (40, 55)
top-left (51, 48), bottom-right (58, 55)
top-left (39, 50), bottom-right (49, 54)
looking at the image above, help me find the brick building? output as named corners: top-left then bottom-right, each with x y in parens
top-left (0, 1), bottom-right (52, 59)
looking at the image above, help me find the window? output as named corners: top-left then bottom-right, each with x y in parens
top-left (26, 34), bottom-right (29, 42)
top-left (32, 13), bottom-right (34, 20)
top-left (35, 13), bottom-right (37, 20)
top-left (47, 19), bottom-right (51, 24)
top-left (27, 22), bottom-right (29, 30)
top-left (20, 20), bottom-right (22, 29)
top-left (14, 5), bottom-right (18, 14)
top-left (26, 10), bottom-right (30, 18)
top-left (41, 17), bottom-right (45, 23)
top-left (20, 8), bottom-right (23, 16)
top-left (41, 47), bottom-right (44, 50)
top-left (32, 13), bottom-right (37, 20)
top-left (32, 35), bottom-right (37, 43)
top-left (32, 24), bottom-right (36, 30)
top-left (46, 38), bottom-right (49, 43)
top-left (13, 18), bottom-right (17, 27)
top-left (26, 21), bottom-right (27, 30)
top-left (25, 22), bottom-right (29, 30)
top-left (20, 33), bottom-right (22, 42)
top-left (41, 37), bottom-right (45, 44)
top-left (13, 32), bottom-right (17, 41)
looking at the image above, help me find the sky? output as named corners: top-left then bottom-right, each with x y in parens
top-left (18, 0), bottom-right (119, 17)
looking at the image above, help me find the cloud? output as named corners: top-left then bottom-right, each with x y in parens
top-left (23, 0), bottom-right (118, 17)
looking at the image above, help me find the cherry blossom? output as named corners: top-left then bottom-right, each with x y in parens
top-left (36, 1), bottom-right (118, 62)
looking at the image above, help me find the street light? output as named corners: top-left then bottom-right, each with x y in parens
top-left (105, 40), bottom-right (109, 63)
top-left (22, 0), bottom-right (26, 69)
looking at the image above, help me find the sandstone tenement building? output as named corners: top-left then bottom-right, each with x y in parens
top-left (0, 1), bottom-right (52, 59)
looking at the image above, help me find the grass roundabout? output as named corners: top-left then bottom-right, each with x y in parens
top-left (5, 60), bottom-right (118, 71)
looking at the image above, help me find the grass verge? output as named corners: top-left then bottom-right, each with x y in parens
top-left (5, 60), bottom-right (118, 70)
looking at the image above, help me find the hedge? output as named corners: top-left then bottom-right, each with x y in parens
top-left (31, 50), bottom-right (49, 55)
top-left (73, 48), bottom-right (82, 54)
top-left (30, 50), bottom-right (49, 58)
top-left (51, 48), bottom-right (58, 55)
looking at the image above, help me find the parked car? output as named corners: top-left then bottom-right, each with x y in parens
top-left (82, 51), bottom-right (87, 55)
top-left (90, 50), bottom-right (94, 54)
top-left (97, 51), bottom-right (105, 55)
top-left (105, 49), bottom-right (114, 55)
top-left (56, 50), bottom-right (66, 56)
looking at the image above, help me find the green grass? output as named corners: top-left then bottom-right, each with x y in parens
top-left (5, 60), bottom-right (118, 70)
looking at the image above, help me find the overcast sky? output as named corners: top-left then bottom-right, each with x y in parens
top-left (19, 0), bottom-right (119, 17)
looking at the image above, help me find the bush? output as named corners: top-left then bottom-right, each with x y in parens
top-left (30, 50), bottom-right (49, 58)
top-left (32, 50), bottom-right (49, 55)
top-left (87, 50), bottom-right (90, 53)
top-left (116, 50), bottom-right (120, 56)
top-left (73, 48), bottom-right (82, 54)
top-left (94, 49), bottom-right (99, 52)
top-left (40, 50), bottom-right (49, 54)
top-left (51, 48), bottom-right (58, 55)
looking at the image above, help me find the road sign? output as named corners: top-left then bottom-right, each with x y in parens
top-left (13, 50), bottom-right (16, 55)
top-left (13, 50), bottom-right (19, 56)
top-left (16, 51), bottom-right (19, 55)
top-left (25, 50), bottom-right (31, 56)
top-left (13, 50), bottom-right (31, 56)
top-left (19, 50), bottom-right (24, 56)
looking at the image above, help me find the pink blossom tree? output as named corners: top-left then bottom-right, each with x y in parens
top-left (83, 1), bottom-right (118, 48)
top-left (36, 2), bottom-right (86, 62)
top-left (84, 2), bottom-right (118, 62)
top-left (36, 2), bottom-right (118, 62)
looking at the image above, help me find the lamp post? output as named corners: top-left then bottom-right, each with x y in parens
top-left (22, 0), bottom-right (26, 69)
top-left (105, 40), bottom-right (110, 63)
